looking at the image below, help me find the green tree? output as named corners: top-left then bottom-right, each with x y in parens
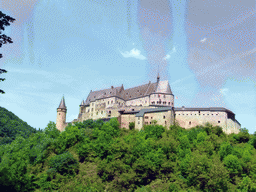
top-left (0, 11), bottom-right (15, 94)
top-left (44, 121), bottom-right (60, 139)
top-left (129, 122), bottom-right (135, 130)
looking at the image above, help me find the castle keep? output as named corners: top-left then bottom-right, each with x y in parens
top-left (56, 75), bottom-right (241, 134)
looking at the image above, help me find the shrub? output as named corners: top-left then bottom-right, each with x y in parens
top-left (223, 154), bottom-right (242, 176)
top-left (143, 124), bottom-right (165, 140)
top-left (129, 122), bottom-right (135, 130)
top-left (44, 121), bottom-right (60, 139)
top-left (48, 151), bottom-right (79, 176)
top-left (219, 142), bottom-right (233, 161)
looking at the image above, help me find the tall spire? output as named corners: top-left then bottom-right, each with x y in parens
top-left (157, 65), bottom-right (160, 83)
top-left (58, 95), bottom-right (66, 109)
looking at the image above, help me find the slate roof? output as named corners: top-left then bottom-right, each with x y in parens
top-left (58, 96), bottom-right (66, 109)
top-left (135, 107), bottom-right (173, 117)
top-left (83, 79), bottom-right (173, 105)
top-left (174, 107), bottom-right (235, 115)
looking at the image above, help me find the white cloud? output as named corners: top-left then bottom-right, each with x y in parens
top-left (120, 48), bottom-right (146, 60)
top-left (164, 54), bottom-right (171, 60)
top-left (200, 38), bottom-right (207, 43)
top-left (220, 88), bottom-right (229, 96)
top-left (163, 46), bottom-right (176, 60)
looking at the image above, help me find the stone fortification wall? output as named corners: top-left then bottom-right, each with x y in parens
top-left (175, 111), bottom-right (227, 130)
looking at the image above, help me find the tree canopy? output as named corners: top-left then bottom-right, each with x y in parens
top-left (0, 11), bottom-right (15, 94)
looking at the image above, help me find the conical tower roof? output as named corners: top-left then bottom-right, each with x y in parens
top-left (80, 100), bottom-right (85, 106)
top-left (58, 96), bottom-right (66, 109)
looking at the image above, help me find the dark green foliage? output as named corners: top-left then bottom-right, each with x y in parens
top-left (143, 124), bottom-right (165, 140)
top-left (219, 142), bottom-right (233, 161)
top-left (0, 136), bottom-right (37, 191)
top-left (53, 125), bottom-right (84, 154)
top-left (48, 151), bottom-right (79, 176)
top-left (129, 122), bottom-right (135, 130)
top-left (1, 112), bottom-right (256, 192)
top-left (234, 128), bottom-right (250, 143)
top-left (44, 121), bottom-right (60, 139)
top-left (223, 154), bottom-right (242, 176)
top-left (0, 107), bottom-right (38, 145)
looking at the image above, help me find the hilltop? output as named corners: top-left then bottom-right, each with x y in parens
top-left (0, 106), bottom-right (40, 145)
top-left (1, 118), bottom-right (256, 191)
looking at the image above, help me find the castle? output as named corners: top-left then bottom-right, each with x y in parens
top-left (56, 74), bottom-right (241, 134)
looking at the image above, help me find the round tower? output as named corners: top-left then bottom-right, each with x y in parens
top-left (56, 95), bottom-right (67, 132)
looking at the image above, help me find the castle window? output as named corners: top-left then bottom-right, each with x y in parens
top-left (165, 121), bottom-right (167, 125)
top-left (151, 117), bottom-right (153, 119)
top-left (172, 102), bottom-right (173, 105)
top-left (163, 116), bottom-right (165, 119)
top-left (168, 102), bottom-right (170, 105)
top-left (138, 121), bottom-right (140, 124)
top-left (110, 92), bottom-right (112, 94)
top-left (132, 109), bottom-right (134, 111)
top-left (164, 95), bottom-right (166, 98)
top-left (158, 94), bottom-right (160, 98)
top-left (104, 93), bottom-right (106, 95)
top-left (145, 116), bottom-right (148, 119)
top-left (138, 117), bottom-right (140, 120)
top-left (96, 112), bottom-right (98, 115)
top-left (207, 114), bottom-right (209, 115)
top-left (101, 111), bottom-right (103, 114)
top-left (218, 121), bottom-right (220, 123)
top-left (126, 93), bottom-right (128, 95)
top-left (189, 121), bottom-right (191, 125)
top-left (111, 100), bottom-right (113, 104)
top-left (109, 110), bottom-right (111, 114)
top-left (191, 114), bottom-right (192, 115)
top-left (145, 101), bottom-right (147, 103)
top-left (92, 108), bottom-right (93, 111)
top-left (150, 122), bottom-right (152, 124)
top-left (59, 113), bottom-right (60, 115)
top-left (108, 101), bottom-right (109, 104)
top-left (94, 96), bottom-right (96, 98)
top-left (137, 90), bottom-right (139, 92)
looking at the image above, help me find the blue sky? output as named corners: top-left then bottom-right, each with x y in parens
top-left (0, 0), bottom-right (255, 134)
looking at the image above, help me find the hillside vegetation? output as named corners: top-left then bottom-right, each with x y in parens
top-left (1, 115), bottom-right (256, 191)
top-left (0, 106), bottom-right (40, 145)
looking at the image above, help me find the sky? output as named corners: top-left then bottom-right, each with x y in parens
top-left (0, 0), bottom-right (255, 133)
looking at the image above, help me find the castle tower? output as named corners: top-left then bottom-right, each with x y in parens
top-left (56, 96), bottom-right (67, 132)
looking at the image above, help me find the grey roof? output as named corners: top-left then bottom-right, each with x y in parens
top-left (58, 96), bottom-right (66, 109)
top-left (174, 107), bottom-right (235, 115)
top-left (135, 106), bottom-right (173, 117)
top-left (80, 100), bottom-right (85, 106)
top-left (84, 80), bottom-right (172, 104)
top-left (155, 80), bottom-right (172, 94)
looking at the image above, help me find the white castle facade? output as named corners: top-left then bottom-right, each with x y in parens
top-left (56, 74), bottom-right (241, 134)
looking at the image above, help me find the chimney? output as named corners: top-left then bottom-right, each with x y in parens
top-left (111, 86), bottom-right (114, 89)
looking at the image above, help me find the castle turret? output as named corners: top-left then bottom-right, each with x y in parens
top-left (56, 96), bottom-right (67, 132)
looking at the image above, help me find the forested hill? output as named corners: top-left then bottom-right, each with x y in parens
top-left (0, 106), bottom-right (39, 145)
